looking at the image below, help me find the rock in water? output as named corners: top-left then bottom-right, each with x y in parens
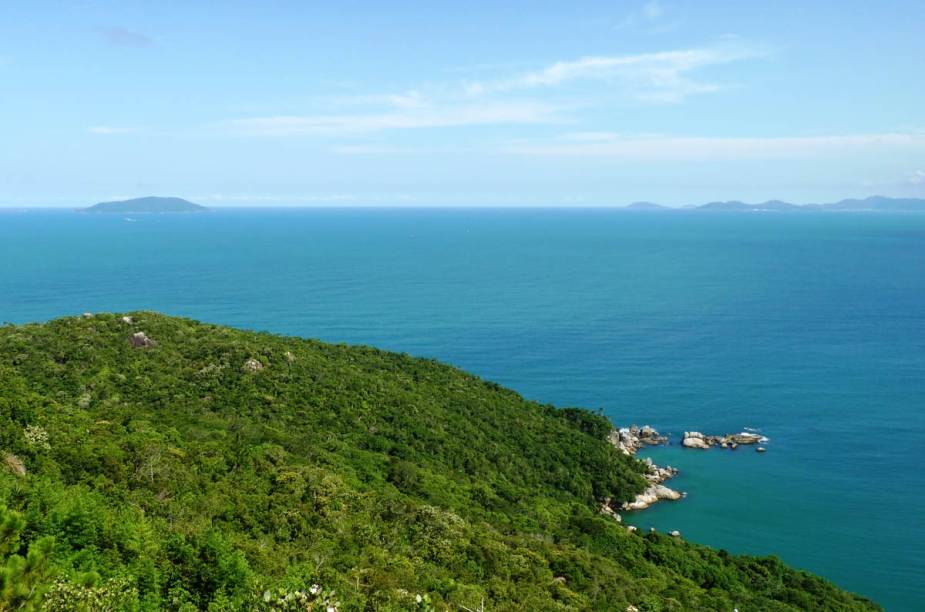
top-left (727, 432), bottom-right (763, 445)
top-left (682, 431), bottom-right (711, 449)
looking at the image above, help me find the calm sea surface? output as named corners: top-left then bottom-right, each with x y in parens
top-left (1, 208), bottom-right (923, 610)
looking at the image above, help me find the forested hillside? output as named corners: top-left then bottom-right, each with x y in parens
top-left (0, 313), bottom-right (877, 610)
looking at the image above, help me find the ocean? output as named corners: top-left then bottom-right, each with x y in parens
top-left (1, 207), bottom-right (923, 610)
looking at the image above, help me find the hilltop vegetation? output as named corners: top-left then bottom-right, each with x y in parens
top-left (0, 313), bottom-right (877, 610)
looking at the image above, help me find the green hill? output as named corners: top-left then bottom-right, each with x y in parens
top-left (0, 313), bottom-right (878, 610)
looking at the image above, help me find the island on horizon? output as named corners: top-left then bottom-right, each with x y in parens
top-left (82, 196), bottom-right (207, 214)
top-left (623, 195), bottom-right (925, 212)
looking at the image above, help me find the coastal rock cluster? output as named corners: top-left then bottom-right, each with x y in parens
top-left (622, 483), bottom-right (683, 512)
top-left (603, 426), bottom-right (684, 514)
top-left (601, 425), bottom-right (770, 518)
top-left (641, 456), bottom-right (678, 484)
top-left (608, 425), bottom-right (668, 456)
top-left (682, 431), bottom-right (764, 450)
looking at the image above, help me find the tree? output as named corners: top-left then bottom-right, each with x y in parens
top-left (0, 505), bottom-right (54, 611)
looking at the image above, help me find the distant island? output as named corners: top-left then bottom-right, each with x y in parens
top-left (83, 196), bottom-right (207, 213)
top-left (624, 195), bottom-right (925, 212)
top-left (626, 201), bottom-right (669, 210)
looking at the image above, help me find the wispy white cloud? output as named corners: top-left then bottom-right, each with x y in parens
top-left (909, 169), bottom-right (925, 184)
top-left (332, 144), bottom-right (474, 156)
top-left (222, 40), bottom-right (760, 137)
top-left (87, 126), bottom-right (138, 134)
top-left (327, 91), bottom-right (430, 110)
top-left (505, 132), bottom-right (925, 161)
top-left (224, 101), bottom-right (563, 135)
top-left (462, 44), bottom-right (757, 103)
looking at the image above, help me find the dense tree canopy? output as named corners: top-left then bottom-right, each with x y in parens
top-left (0, 313), bottom-right (878, 610)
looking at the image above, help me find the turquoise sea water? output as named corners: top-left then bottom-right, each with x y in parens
top-left (1, 208), bottom-right (923, 610)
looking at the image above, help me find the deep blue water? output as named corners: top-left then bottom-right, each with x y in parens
top-left (1, 208), bottom-right (923, 610)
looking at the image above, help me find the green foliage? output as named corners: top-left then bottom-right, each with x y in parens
top-left (0, 505), bottom-right (54, 610)
top-left (0, 313), bottom-right (879, 610)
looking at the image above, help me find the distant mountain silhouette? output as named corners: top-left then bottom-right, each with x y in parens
top-left (698, 200), bottom-right (753, 211)
top-left (820, 196), bottom-right (925, 211)
top-left (628, 196), bottom-right (925, 212)
top-left (84, 196), bottom-right (207, 213)
top-left (625, 201), bottom-right (668, 210)
top-left (699, 199), bottom-right (804, 211)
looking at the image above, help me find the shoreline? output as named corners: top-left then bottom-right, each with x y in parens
top-left (602, 425), bottom-right (768, 524)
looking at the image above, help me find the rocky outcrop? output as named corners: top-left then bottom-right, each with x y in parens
top-left (683, 431), bottom-right (765, 450)
top-left (682, 431), bottom-right (711, 449)
top-left (130, 331), bottom-right (156, 348)
top-left (604, 425), bottom-right (683, 514)
top-left (121, 315), bottom-right (134, 324)
top-left (599, 499), bottom-right (622, 522)
top-left (621, 484), bottom-right (683, 511)
top-left (640, 456), bottom-right (678, 483)
top-left (608, 424), bottom-right (668, 456)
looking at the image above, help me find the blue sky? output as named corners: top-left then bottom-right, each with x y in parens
top-left (2, 0), bottom-right (924, 207)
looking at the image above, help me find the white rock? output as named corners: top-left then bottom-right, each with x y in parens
top-left (621, 484), bottom-right (683, 511)
top-left (682, 435), bottom-right (711, 449)
top-left (130, 331), bottom-right (155, 348)
top-left (242, 358), bottom-right (265, 372)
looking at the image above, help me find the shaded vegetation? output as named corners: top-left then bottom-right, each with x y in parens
top-left (0, 313), bottom-right (878, 610)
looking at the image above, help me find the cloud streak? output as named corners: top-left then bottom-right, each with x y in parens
top-left (223, 41), bottom-right (760, 136)
top-left (225, 101), bottom-right (563, 135)
top-left (87, 126), bottom-right (138, 134)
top-left (463, 45), bottom-right (754, 102)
